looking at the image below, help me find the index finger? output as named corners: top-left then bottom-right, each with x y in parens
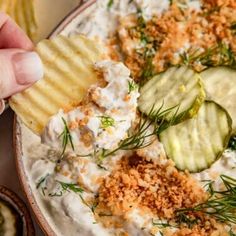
top-left (0, 12), bottom-right (33, 50)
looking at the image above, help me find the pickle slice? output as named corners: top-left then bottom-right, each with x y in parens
top-left (139, 66), bottom-right (205, 124)
top-left (201, 66), bottom-right (236, 133)
top-left (159, 101), bottom-right (232, 172)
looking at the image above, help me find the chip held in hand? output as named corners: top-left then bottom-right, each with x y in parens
top-left (9, 34), bottom-right (104, 134)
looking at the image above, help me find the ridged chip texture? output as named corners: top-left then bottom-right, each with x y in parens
top-left (9, 35), bottom-right (103, 134)
top-left (0, 0), bottom-right (37, 39)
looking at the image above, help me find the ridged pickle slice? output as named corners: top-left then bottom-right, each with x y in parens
top-left (139, 66), bottom-right (206, 124)
top-left (201, 66), bottom-right (236, 134)
top-left (159, 101), bottom-right (232, 173)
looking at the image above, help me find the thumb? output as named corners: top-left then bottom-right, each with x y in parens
top-left (0, 49), bottom-right (44, 99)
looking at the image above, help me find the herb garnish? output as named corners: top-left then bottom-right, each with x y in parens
top-left (230, 228), bottom-right (236, 236)
top-left (180, 42), bottom-right (236, 70)
top-left (128, 80), bottom-right (138, 94)
top-left (152, 214), bottom-right (198, 229)
top-left (36, 174), bottom-right (50, 196)
top-left (49, 181), bottom-right (83, 197)
top-left (58, 117), bottom-right (74, 159)
top-left (99, 116), bottom-right (115, 129)
top-left (36, 174), bottom-right (49, 189)
top-left (136, 9), bottom-right (157, 82)
top-left (231, 22), bottom-right (236, 34)
top-left (175, 212), bottom-right (198, 228)
top-left (97, 164), bottom-right (108, 171)
top-left (137, 8), bottom-right (146, 29)
top-left (152, 219), bottom-right (177, 228)
top-left (97, 104), bottom-right (181, 160)
top-left (107, 0), bottom-right (113, 9)
top-left (201, 179), bottom-right (215, 197)
top-left (176, 175), bottom-right (236, 224)
top-left (228, 135), bottom-right (236, 150)
top-left (58, 182), bottom-right (84, 193)
top-left (79, 195), bottom-right (98, 215)
top-left (141, 56), bottom-right (155, 82)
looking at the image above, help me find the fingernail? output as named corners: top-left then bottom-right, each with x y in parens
top-left (0, 99), bottom-right (5, 114)
top-left (12, 52), bottom-right (44, 85)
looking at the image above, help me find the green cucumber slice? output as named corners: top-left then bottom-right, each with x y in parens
top-left (159, 101), bottom-right (232, 173)
top-left (139, 66), bottom-right (205, 124)
top-left (201, 66), bottom-right (236, 133)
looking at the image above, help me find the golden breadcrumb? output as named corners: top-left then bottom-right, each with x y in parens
top-left (117, 0), bottom-right (236, 81)
top-left (98, 154), bottom-right (207, 219)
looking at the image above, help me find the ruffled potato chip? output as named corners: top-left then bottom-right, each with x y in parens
top-left (9, 34), bottom-right (104, 134)
top-left (0, 0), bottom-right (37, 39)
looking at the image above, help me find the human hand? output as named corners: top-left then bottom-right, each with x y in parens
top-left (0, 12), bottom-right (44, 113)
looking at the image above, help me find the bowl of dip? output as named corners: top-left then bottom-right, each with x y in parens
top-left (0, 186), bottom-right (34, 235)
top-left (14, 0), bottom-right (236, 236)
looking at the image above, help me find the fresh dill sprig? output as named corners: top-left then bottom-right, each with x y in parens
top-left (97, 104), bottom-right (180, 160)
top-left (152, 214), bottom-right (197, 229)
top-left (107, 0), bottom-right (113, 9)
top-left (141, 55), bottom-right (155, 82)
top-left (99, 116), bottom-right (115, 129)
top-left (97, 164), bottom-right (108, 171)
top-left (231, 22), bottom-right (236, 35)
top-left (228, 135), bottom-right (236, 150)
top-left (58, 117), bottom-right (75, 159)
top-left (134, 8), bottom-right (158, 82)
top-left (49, 181), bottom-right (83, 197)
top-left (49, 191), bottom-right (63, 197)
top-left (36, 174), bottom-right (49, 189)
top-left (79, 195), bottom-right (98, 215)
top-left (139, 42), bottom-right (156, 83)
top-left (36, 174), bottom-right (50, 196)
top-left (152, 219), bottom-right (177, 228)
top-left (201, 179), bottom-right (215, 197)
top-left (180, 43), bottom-right (236, 69)
top-left (175, 212), bottom-right (199, 228)
top-left (140, 32), bottom-right (149, 46)
top-left (230, 228), bottom-right (236, 236)
top-left (59, 182), bottom-right (84, 193)
top-left (176, 175), bottom-right (236, 224)
top-left (137, 8), bottom-right (146, 29)
top-left (128, 80), bottom-right (138, 94)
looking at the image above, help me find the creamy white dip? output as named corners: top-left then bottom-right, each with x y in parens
top-left (42, 60), bottom-right (139, 153)
top-left (20, 0), bottom-right (236, 236)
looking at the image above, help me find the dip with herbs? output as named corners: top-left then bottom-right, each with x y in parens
top-left (21, 0), bottom-right (236, 235)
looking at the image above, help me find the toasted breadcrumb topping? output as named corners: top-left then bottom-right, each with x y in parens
top-left (117, 0), bottom-right (236, 81)
top-left (96, 153), bottom-right (230, 235)
top-left (166, 218), bottom-right (228, 236)
top-left (98, 153), bottom-right (205, 215)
